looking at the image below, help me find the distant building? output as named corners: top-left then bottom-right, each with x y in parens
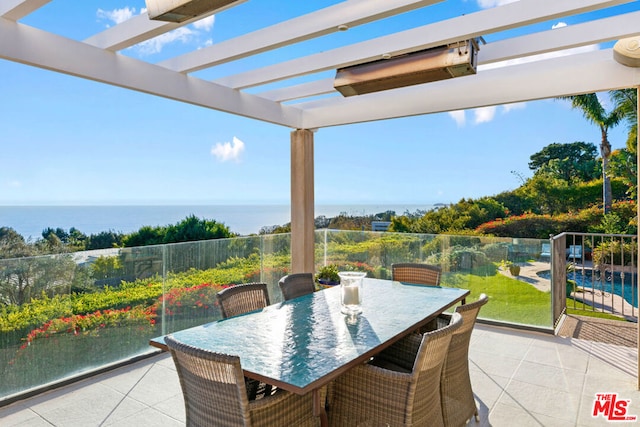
top-left (371, 221), bottom-right (391, 232)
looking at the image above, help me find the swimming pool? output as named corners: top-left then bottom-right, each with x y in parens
top-left (537, 269), bottom-right (638, 308)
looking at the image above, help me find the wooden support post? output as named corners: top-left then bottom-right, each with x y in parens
top-left (290, 129), bottom-right (315, 274)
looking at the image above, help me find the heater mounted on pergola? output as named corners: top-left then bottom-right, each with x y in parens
top-left (145, 0), bottom-right (246, 22)
top-left (334, 38), bottom-right (482, 97)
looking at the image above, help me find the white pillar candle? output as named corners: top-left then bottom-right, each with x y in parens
top-left (342, 286), bottom-right (360, 305)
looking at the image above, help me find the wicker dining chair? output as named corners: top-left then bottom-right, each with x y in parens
top-left (216, 282), bottom-right (270, 319)
top-left (164, 336), bottom-right (319, 427)
top-left (327, 313), bottom-right (463, 427)
top-left (216, 282), bottom-right (273, 399)
top-left (439, 294), bottom-right (488, 427)
top-left (392, 262), bottom-right (441, 286)
top-left (278, 273), bottom-right (316, 301)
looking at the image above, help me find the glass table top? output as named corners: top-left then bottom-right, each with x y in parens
top-left (152, 278), bottom-right (469, 393)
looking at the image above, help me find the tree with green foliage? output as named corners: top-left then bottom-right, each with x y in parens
top-left (164, 215), bottom-right (232, 243)
top-left (389, 198), bottom-right (507, 234)
top-left (0, 227), bottom-right (35, 260)
top-left (42, 227), bottom-right (69, 244)
top-left (123, 215), bottom-right (232, 247)
top-left (122, 225), bottom-right (166, 247)
top-left (86, 230), bottom-right (125, 250)
top-left (0, 227), bottom-right (76, 306)
top-left (528, 141), bottom-right (600, 183)
top-left (610, 88), bottom-right (638, 153)
top-left (515, 171), bottom-right (570, 215)
top-left (608, 148), bottom-right (637, 199)
top-left (41, 227), bottom-right (87, 252)
top-left (559, 94), bottom-right (623, 214)
top-left (606, 89), bottom-right (637, 198)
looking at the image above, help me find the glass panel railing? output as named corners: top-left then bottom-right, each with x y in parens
top-left (318, 230), bottom-right (552, 329)
top-left (0, 230), bottom-right (551, 402)
top-left (0, 234), bottom-right (295, 402)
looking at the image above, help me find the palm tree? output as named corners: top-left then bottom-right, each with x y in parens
top-left (610, 88), bottom-right (638, 154)
top-left (560, 94), bottom-right (623, 214)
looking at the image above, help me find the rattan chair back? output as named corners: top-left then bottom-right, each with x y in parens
top-left (392, 262), bottom-right (441, 286)
top-left (328, 313), bottom-right (462, 427)
top-left (441, 294), bottom-right (488, 427)
top-left (217, 282), bottom-right (270, 319)
top-left (165, 336), bottom-right (320, 427)
top-left (164, 336), bottom-right (252, 426)
top-left (278, 273), bottom-right (316, 301)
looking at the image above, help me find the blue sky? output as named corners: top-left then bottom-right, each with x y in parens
top-left (0, 0), bottom-right (634, 207)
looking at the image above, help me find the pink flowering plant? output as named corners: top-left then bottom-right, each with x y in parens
top-left (153, 282), bottom-right (227, 317)
top-left (21, 305), bottom-right (156, 349)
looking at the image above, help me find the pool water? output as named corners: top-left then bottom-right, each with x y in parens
top-left (537, 269), bottom-right (638, 308)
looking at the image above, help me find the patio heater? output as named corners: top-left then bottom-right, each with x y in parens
top-left (334, 38), bottom-right (481, 97)
top-left (145, 0), bottom-right (245, 22)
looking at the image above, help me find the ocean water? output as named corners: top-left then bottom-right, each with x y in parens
top-left (0, 204), bottom-right (433, 239)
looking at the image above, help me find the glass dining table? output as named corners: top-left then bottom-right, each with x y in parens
top-left (150, 278), bottom-right (469, 426)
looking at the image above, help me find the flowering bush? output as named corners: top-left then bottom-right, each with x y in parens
top-left (154, 282), bottom-right (227, 317)
top-left (21, 305), bottom-right (156, 349)
top-left (474, 201), bottom-right (638, 238)
top-left (331, 261), bottom-right (376, 276)
top-left (475, 213), bottom-right (558, 238)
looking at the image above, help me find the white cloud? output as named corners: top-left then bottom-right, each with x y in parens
top-left (448, 102), bottom-right (526, 126)
top-left (97, 8), bottom-right (215, 55)
top-left (137, 28), bottom-right (196, 55)
top-left (552, 22), bottom-right (567, 29)
top-left (477, 0), bottom-right (519, 8)
top-left (193, 15), bottom-right (215, 31)
top-left (502, 102), bottom-right (526, 113)
top-left (211, 137), bottom-right (245, 162)
top-left (448, 110), bottom-right (466, 127)
top-left (97, 7), bottom-right (136, 25)
top-left (474, 106), bottom-right (497, 124)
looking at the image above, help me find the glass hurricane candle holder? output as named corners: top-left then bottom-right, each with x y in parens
top-left (338, 271), bottom-right (367, 316)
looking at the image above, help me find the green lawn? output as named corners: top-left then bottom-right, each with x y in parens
top-left (566, 304), bottom-right (628, 321)
top-left (442, 269), bottom-right (631, 326)
top-left (442, 271), bottom-right (551, 327)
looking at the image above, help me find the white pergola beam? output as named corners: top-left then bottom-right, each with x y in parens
top-left (258, 80), bottom-right (336, 103)
top-left (480, 11), bottom-right (640, 65)
top-left (0, 17), bottom-right (303, 128)
top-left (84, 13), bottom-right (181, 52)
top-left (84, 1), bottom-right (249, 51)
top-left (0, 0), bottom-right (50, 20)
top-left (214, 0), bottom-right (633, 89)
top-left (298, 49), bottom-right (640, 128)
top-left (158, 0), bottom-right (444, 73)
top-left (256, 11), bottom-right (640, 103)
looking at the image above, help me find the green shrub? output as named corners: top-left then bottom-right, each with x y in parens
top-left (426, 246), bottom-right (491, 272)
top-left (482, 242), bottom-right (510, 263)
top-left (592, 240), bottom-right (637, 266)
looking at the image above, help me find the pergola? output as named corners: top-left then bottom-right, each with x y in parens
top-left (2, 0), bottom-right (640, 376)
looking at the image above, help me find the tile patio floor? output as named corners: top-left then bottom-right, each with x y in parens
top-left (1, 322), bottom-right (639, 426)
